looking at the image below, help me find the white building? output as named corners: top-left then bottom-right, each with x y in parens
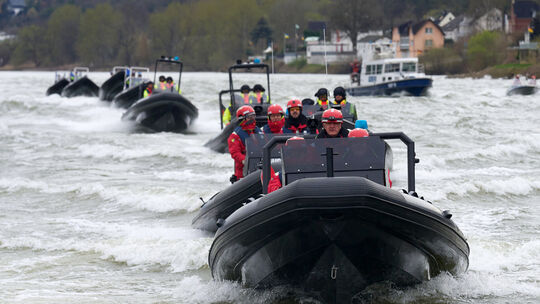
top-left (443, 9), bottom-right (504, 42)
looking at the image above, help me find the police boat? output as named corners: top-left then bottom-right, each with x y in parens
top-left (121, 57), bottom-right (198, 133)
top-left (46, 71), bottom-right (70, 96)
top-left (193, 129), bottom-right (392, 233)
top-left (204, 63), bottom-right (273, 153)
top-left (346, 57), bottom-right (432, 97)
top-left (208, 134), bottom-right (469, 304)
top-left (99, 66), bottom-right (128, 101)
top-left (111, 67), bottom-right (151, 108)
top-left (61, 67), bottom-right (99, 98)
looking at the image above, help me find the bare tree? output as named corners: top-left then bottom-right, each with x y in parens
top-left (327, 0), bottom-right (383, 52)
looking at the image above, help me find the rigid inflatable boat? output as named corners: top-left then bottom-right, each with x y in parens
top-left (99, 67), bottom-right (127, 101)
top-left (204, 63), bottom-right (272, 153)
top-left (506, 85), bottom-right (538, 96)
top-left (111, 67), bottom-right (151, 108)
top-left (121, 92), bottom-right (198, 132)
top-left (46, 78), bottom-right (69, 96)
top-left (121, 58), bottom-right (198, 133)
top-left (208, 134), bottom-right (469, 303)
top-left (61, 67), bottom-right (99, 98)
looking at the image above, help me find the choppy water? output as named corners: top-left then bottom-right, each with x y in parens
top-left (0, 71), bottom-right (539, 303)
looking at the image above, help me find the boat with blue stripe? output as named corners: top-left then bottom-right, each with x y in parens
top-left (346, 57), bottom-right (432, 97)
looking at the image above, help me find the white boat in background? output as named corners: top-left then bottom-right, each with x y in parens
top-left (346, 57), bottom-right (432, 97)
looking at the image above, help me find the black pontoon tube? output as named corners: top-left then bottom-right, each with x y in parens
top-left (261, 132), bottom-right (417, 195)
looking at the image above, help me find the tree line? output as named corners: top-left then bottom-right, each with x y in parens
top-left (0, 0), bottom-right (529, 70)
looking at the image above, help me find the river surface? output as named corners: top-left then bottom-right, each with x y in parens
top-left (0, 71), bottom-right (539, 303)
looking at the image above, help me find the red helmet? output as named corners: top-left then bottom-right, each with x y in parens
top-left (267, 104), bottom-right (284, 116)
top-left (321, 109), bottom-right (343, 123)
top-left (236, 105), bottom-right (255, 120)
top-left (285, 136), bottom-right (305, 145)
top-left (286, 99), bottom-right (302, 109)
top-left (349, 128), bottom-right (369, 138)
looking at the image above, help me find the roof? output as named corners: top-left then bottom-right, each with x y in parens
top-left (397, 20), bottom-right (445, 36)
top-left (442, 15), bottom-right (465, 32)
top-left (513, 0), bottom-right (539, 18)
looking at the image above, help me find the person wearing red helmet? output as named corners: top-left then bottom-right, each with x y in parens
top-left (227, 105), bottom-right (262, 182)
top-left (283, 99), bottom-right (309, 134)
top-left (262, 104), bottom-right (285, 134)
top-left (316, 109), bottom-right (349, 138)
top-left (348, 128), bottom-right (369, 138)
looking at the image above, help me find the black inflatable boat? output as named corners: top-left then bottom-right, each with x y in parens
top-left (46, 78), bottom-right (69, 96)
top-left (61, 75), bottom-right (99, 97)
top-left (121, 58), bottom-right (198, 132)
top-left (99, 67), bottom-right (127, 101)
top-left (204, 63), bottom-right (273, 153)
top-left (208, 135), bottom-right (469, 303)
top-left (506, 85), bottom-right (538, 96)
top-left (112, 82), bottom-right (148, 109)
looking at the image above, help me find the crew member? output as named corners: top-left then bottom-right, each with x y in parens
top-left (262, 104), bottom-right (285, 134)
top-left (332, 86), bottom-right (357, 121)
top-left (315, 88), bottom-right (330, 110)
top-left (252, 84), bottom-right (269, 103)
top-left (228, 106), bottom-right (262, 183)
top-left (316, 109), bottom-right (349, 138)
top-left (222, 85), bottom-right (252, 126)
top-left (350, 59), bottom-right (360, 84)
top-left (283, 99), bottom-right (309, 134)
top-left (157, 75), bottom-right (167, 90)
top-left (143, 82), bottom-right (154, 97)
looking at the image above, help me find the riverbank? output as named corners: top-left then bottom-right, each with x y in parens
top-left (450, 63), bottom-right (540, 79)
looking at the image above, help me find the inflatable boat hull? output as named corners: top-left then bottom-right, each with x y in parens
top-left (210, 177), bottom-right (469, 303)
top-left (121, 92), bottom-right (198, 132)
top-left (61, 76), bottom-right (99, 98)
top-left (506, 85), bottom-right (538, 96)
top-left (99, 71), bottom-right (125, 101)
top-left (112, 82), bottom-right (147, 109)
top-left (46, 78), bottom-right (69, 96)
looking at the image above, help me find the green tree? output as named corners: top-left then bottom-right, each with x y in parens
top-left (12, 25), bottom-right (48, 66)
top-left (76, 3), bottom-right (121, 67)
top-left (250, 17), bottom-right (273, 48)
top-left (47, 4), bottom-right (81, 65)
top-left (148, 2), bottom-right (191, 60)
top-left (467, 31), bottom-right (506, 71)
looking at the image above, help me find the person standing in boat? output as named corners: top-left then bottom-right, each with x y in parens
top-left (222, 84), bottom-right (252, 126)
top-left (315, 88), bottom-right (330, 110)
top-left (262, 104), bottom-right (285, 134)
top-left (283, 99), bottom-right (309, 134)
top-left (316, 109), bottom-right (349, 138)
top-left (332, 87), bottom-right (357, 121)
top-left (143, 82), bottom-right (154, 98)
top-left (228, 105), bottom-right (262, 183)
top-left (166, 77), bottom-right (179, 93)
top-left (252, 84), bottom-right (269, 104)
top-left (157, 75), bottom-right (167, 90)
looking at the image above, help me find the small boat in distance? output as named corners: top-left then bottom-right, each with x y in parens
top-left (46, 71), bottom-right (69, 96)
top-left (506, 75), bottom-right (537, 96)
top-left (99, 66), bottom-right (128, 101)
top-left (346, 57), bottom-right (432, 97)
top-left (61, 67), bottom-right (99, 98)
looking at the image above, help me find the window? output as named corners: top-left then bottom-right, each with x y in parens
top-left (402, 62), bottom-right (416, 72)
top-left (384, 63), bottom-right (400, 73)
top-left (425, 39), bottom-right (433, 47)
top-left (425, 27), bottom-right (433, 34)
top-left (366, 65), bottom-right (373, 75)
top-left (375, 64), bottom-right (383, 74)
